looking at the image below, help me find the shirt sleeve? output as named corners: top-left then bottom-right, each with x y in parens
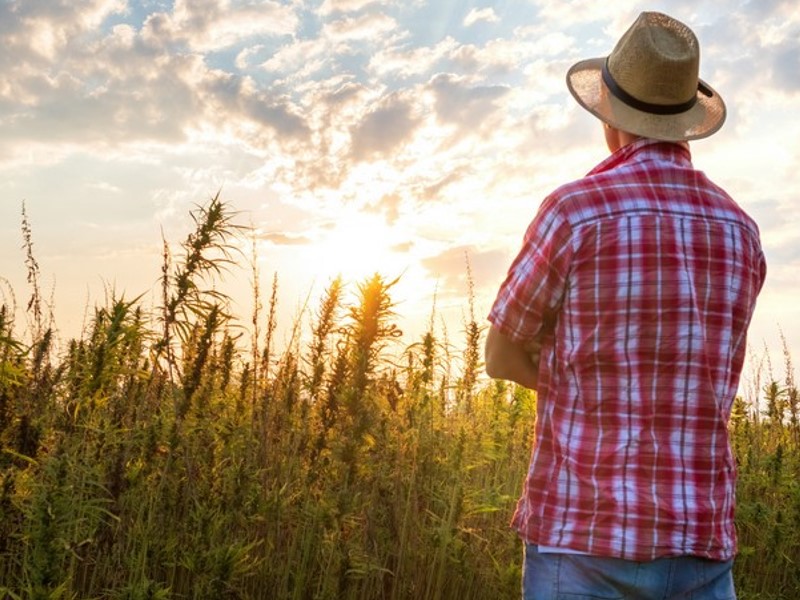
top-left (488, 194), bottom-right (574, 345)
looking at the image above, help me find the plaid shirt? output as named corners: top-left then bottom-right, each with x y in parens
top-left (488, 139), bottom-right (766, 561)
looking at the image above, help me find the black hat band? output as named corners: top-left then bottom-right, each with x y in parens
top-left (601, 58), bottom-right (712, 116)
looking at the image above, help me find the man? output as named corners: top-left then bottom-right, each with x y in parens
top-left (485, 12), bottom-right (766, 600)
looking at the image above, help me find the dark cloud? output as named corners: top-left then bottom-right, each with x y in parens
top-left (198, 71), bottom-right (311, 140)
top-left (350, 92), bottom-right (420, 160)
top-left (242, 94), bottom-right (311, 140)
top-left (428, 73), bottom-right (510, 126)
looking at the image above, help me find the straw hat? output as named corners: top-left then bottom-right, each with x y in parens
top-left (566, 12), bottom-right (726, 141)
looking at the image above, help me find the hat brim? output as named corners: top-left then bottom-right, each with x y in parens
top-left (566, 57), bottom-right (726, 141)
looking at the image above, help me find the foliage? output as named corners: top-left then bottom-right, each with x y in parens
top-left (0, 197), bottom-right (797, 599)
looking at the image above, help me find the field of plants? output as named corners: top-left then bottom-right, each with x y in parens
top-left (0, 197), bottom-right (798, 599)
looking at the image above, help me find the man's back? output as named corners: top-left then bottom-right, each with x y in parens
top-left (490, 138), bottom-right (766, 560)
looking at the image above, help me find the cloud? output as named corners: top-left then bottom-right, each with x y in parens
top-left (0, 2), bottom-right (316, 161)
top-left (268, 77), bottom-right (370, 193)
top-left (740, 0), bottom-right (796, 19)
top-left (771, 39), bottom-right (800, 92)
top-left (235, 44), bottom-right (265, 70)
top-left (392, 241), bottom-right (413, 253)
top-left (420, 168), bottom-right (470, 202)
top-left (463, 7), bottom-right (499, 27)
top-left (0, 54), bottom-right (200, 148)
top-left (533, 0), bottom-right (621, 27)
top-left (261, 232), bottom-right (312, 246)
top-left (86, 181), bottom-right (123, 194)
top-left (364, 193), bottom-right (403, 224)
top-left (350, 92), bottom-right (421, 160)
top-left (368, 36), bottom-right (460, 79)
top-left (2, 0), bottom-right (127, 57)
top-left (261, 38), bottom-right (329, 78)
top-left (673, 8), bottom-right (800, 129)
top-left (428, 73), bottom-right (510, 126)
top-left (201, 70), bottom-right (311, 140)
top-left (367, 25), bottom-right (572, 84)
top-left (320, 80), bottom-right (366, 108)
top-left (322, 11), bottom-right (398, 43)
top-left (169, 0), bottom-right (299, 51)
top-left (319, 0), bottom-right (379, 16)
top-left (421, 245), bottom-right (509, 296)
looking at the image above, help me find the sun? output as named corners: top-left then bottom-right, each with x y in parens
top-left (314, 208), bottom-right (409, 284)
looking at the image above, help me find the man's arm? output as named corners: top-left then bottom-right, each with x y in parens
top-left (484, 325), bottom-right (541, 390)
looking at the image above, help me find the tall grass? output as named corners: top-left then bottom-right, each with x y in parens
top-left (0, 196), bottom-right (797, 599)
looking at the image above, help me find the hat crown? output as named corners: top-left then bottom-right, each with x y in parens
top-left (607, 12), bottom-right (700, 107)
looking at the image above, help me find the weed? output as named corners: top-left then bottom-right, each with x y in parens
top-left (0, 196), bottom-right (795, 599)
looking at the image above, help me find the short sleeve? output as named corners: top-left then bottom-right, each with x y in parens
top-left (488, 195), bottom-right (574, 344)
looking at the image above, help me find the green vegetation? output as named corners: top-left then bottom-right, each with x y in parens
top-left (0, 197), bottom-right (797, 599)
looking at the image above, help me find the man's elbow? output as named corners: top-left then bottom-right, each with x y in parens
top-left (484, 327), bottom-right (508, 380)
top-left (484, 360), bottom-right (497, 380)
top-left (484, 325), bottom-right (540, 390)
top-left (484, 350), bottom-right (503, 380)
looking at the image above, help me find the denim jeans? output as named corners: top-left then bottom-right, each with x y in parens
top-left (522, 543), bottom-right (736, 600)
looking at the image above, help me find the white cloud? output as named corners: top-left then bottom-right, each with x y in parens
top-left (163, 0), bottom-right (300, 51)
top-left (368, 36), bottom-right (459, 79)
top-left (322, 11), bottom-right (397, 42)
top-left (235, 45), bottom-right (265, 70)
top-left (261, 38), bottom-right (329, 75)
top-left (86, 181), bottom-right (123, 194)
top-left (318, 0), bottom-right (378, 15)
top-left (463, 7), bottom-right (499, 27)
top-left (0, 0), bottom-right (127, 64)
top-left (533, 0), bottom-right (624, 27)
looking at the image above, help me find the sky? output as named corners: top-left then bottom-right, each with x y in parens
top-left (1, 0), bottom-right (798, 397)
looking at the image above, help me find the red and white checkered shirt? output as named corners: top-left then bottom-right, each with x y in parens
top-left (488, 139), bottom-right (766, 561)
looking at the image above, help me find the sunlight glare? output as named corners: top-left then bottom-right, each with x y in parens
top-left (314, 208), bottom-right (408, 283)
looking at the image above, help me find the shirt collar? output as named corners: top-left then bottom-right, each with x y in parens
top-left (586, 138), bottom-right (692, 177)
